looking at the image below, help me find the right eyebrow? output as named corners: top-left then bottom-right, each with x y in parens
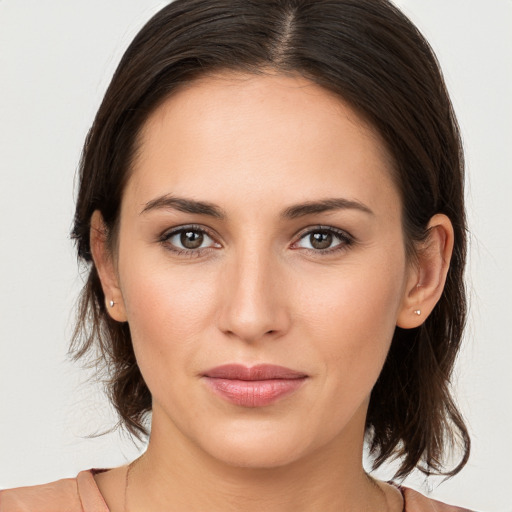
top-left (140, 195), bottom-right (226, 219)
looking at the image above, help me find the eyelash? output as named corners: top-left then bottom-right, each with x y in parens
top-left (292, 226), bottom-right (354, 255)
top-left (159, 224), bottom-right (355, 258)
top-left (159, 224), bottom-right (219, 258)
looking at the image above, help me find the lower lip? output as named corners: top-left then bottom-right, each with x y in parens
top-left (203, 377), bottom-right (307, 407)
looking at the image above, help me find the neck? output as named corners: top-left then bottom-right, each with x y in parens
top-left (125, 406), bottom-right (393, 512)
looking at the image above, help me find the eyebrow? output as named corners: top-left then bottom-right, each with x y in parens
top-left (140, 195), bottom-right (373, 219)
top-left (141, 195), bottom-right (227, 218)
top-left (281, 198), bottom-right (374, 219)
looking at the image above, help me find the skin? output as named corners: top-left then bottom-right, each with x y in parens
top-left (91, 72), bottom-right (454, 512)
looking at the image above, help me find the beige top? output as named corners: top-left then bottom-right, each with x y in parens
top-left (0, 469), bottom-right (474, 511)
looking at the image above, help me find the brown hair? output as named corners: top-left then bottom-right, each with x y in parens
top-left (71, 0), bottom-right (469, 479)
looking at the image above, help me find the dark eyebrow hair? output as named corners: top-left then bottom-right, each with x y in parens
top-left (140, 195), bottom-right (373, 219)
top-left (281, 198), bottom-right (374, 219)
top-left (140, 195), bottom-right (226, 219)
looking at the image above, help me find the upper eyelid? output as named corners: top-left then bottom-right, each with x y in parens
top-left (294, 225), bottom-right (353, 241)
top-left (159, 224), bottom-right (354, 250)
top-left (161, 224), bottom-right (351, 237)
top-left (159, 227), bottom-right (220, 258)
top-left (161, 224), bottom-right (217, 239)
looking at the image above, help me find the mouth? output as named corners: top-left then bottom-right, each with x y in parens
top-left (201, 364), bottom-right (308, 408)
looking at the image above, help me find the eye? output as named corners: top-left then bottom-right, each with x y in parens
top-left (161, 226), bottom-right (220, 253)
top-left (294, 227), bottom-right (353, 253)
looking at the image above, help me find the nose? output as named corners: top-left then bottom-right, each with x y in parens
top-left (217, 246), bottom-right (290, 344)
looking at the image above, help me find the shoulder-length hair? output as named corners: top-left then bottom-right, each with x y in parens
top-left (71, 0), bottom-right (469, 479)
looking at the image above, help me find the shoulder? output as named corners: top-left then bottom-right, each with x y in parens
top-left (402, 486), bottom-right (475, 512)
top-left (0, 475), bottom-right (82, 512)
top-left (0, 470), bottom-right (109, 512)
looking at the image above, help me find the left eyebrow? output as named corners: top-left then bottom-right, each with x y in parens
top-left (281, 198), bottom-right (374, 219)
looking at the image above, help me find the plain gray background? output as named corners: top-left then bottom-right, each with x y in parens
top-left (0, 1), bottom-right (511, 510)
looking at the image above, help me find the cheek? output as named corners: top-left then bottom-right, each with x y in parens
top-left (117, 247), bottom-right (220, 381)
top-left (125, 272), bottom-right (212, 338)
top-left (296, 257), bottom-right (406, 388)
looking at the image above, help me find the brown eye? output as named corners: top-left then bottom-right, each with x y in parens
top-left (163, 227), bottom-right (218, 253)
top-left (309, 232), bottom-right (333, 250)
top-left (180, 230), bottom-right (204, 249)
top-left (295, 227), bottom-right (352, 253)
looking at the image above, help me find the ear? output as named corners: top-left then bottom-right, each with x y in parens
top-left (396, 213), bottom-right (454, 329)
top-left (90, 210), bottom-right (128, 322)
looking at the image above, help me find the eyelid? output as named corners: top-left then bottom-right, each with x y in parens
top-left (157, 223), bottom-right (355, 257)
top-left (159, 224), bottom-right (221, 253)
top-left (160, 223), bottom-right (214, 239)
top-left (291, 225), bottom-right (355, 252)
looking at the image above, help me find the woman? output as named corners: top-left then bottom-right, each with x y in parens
top-left (0, 0), bottom-right (475, 510)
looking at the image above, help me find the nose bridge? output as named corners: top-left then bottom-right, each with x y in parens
top-left (218, 238), bottom-right (288, 342)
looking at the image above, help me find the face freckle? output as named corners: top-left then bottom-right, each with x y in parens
top-left (114, 71), bottom-right (412, 469)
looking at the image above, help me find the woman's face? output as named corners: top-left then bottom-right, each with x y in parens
top-left (109, 72), bottom-right (416, 468)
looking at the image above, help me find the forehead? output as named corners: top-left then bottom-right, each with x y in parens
top-left (138, 71), bottom-right (384, 154)
top-left (127, 71), bottom-right (399, 216)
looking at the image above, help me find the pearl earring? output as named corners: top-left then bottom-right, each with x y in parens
top-left (413, 309), bottom-right (421, 316)
top-left (109, 300), bottom-right (116, 308)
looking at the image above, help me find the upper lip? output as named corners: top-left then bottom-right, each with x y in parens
top-left (203, 364), bottom-right (308, 380)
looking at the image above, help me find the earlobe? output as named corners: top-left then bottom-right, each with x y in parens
top-left (396, 214), bottom-right (454, 329)
top-left (90, 210), bottom-right (128, 323)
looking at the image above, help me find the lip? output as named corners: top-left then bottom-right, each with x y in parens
top-left (202, 364), bottom-right (308, 408)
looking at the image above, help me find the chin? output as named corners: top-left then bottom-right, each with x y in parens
top-left (195, 422), bottom-right (316, 469)
top-left (209, 443), bottom-right (305, 469)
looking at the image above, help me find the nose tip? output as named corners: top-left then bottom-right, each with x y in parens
top-left (219, 294), bottom-right (287, 343)
top-left (217, 260), bottom-right (290, 343)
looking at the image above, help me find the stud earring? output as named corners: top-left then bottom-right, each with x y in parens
top-left (413, 309), bottom-right (421, 316)
top-left (109, 300), bottom-right (116, 308)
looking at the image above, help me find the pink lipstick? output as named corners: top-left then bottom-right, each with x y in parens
top-left (202, 364), bottom-right (308, 407)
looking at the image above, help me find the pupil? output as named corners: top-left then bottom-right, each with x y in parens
top-left (310, 232), bottom-right (332, 250)
top-left (181, 231), bottom-right (203, 249)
